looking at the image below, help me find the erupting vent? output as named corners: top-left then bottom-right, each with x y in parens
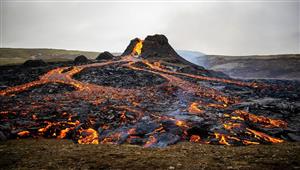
top-left (132, 39), bottom-right (143, 56)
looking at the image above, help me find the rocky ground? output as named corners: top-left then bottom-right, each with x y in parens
top-left (0, 139), bottom-right (299, 170)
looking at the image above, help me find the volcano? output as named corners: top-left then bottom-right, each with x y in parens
top-left (0, 34), bottom-right (299, 147)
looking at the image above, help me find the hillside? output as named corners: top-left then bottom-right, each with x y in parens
top-left (183, 54), bottom-right (300, 80)
top-left (207, 54), bottom-right (300, 80)
top-left (0, 48), bottom-right (99, 65)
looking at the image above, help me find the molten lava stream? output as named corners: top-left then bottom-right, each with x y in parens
top-left (233, 110), bottom-right (287, 128)
top-left (188, 102), bottom-right (204, 114)
top-left (142, 60), bottom-right (261, 88)
top-left (246, 128), bottom-right (283, 143)
top-left (0, 57), bottom-right (131, 96)
top-left (125, 61), bottom-right (235, 105)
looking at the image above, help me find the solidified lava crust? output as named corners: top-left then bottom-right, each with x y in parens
top-left (73, 64), bottom-right (167, 89)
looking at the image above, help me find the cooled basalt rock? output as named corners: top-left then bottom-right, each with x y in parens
top-left (0, 64), bottom-right (59, 90)
top-left (23, 59), bottom-right (47, 67)
top-left (122, 38), bottom-right (141, 56)
top-left (15, 83), bottom-right (76, 97)
top-left (73, 64), bottom-right (167, 89)
top-left (74, 55), bottom-right (89, 64)
top-left (141, 34), bottom-right (177, 59)
top-left (96, 51), bottom-right (115, 60)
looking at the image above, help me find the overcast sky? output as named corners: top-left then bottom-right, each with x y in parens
top-left (1, 0), bottom-right (299, 55)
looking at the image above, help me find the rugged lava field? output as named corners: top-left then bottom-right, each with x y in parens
top-left (0, 34), bottom-right (299, 169)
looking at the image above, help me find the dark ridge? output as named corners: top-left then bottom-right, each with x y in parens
top-left (121, 38), bottom-right (140, 56)
top-left (22, 59), bottom-right (47, 67)
top-left (74, 55), bottom-right (89, 65)
top-left (141, 35), bottom-right (200, 66)
top-left (96, 51), bottom-right (115, 60)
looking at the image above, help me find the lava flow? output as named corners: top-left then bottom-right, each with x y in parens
top-left (0, 34), bottom-right (297, 147)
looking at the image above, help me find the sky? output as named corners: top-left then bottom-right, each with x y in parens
top-left (1, 0), bottom-right (299, 55)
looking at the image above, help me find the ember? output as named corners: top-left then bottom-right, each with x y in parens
top-left (188, 102), bottom-right (204, 114)
top-left (0, 34), bottom-right (299, 147)
top-left (17, 131), bottom-right (30, 137)
top-left (190, 135), bottom-right (201, 143)
top-left (78, 128), bottom-right (99, 144)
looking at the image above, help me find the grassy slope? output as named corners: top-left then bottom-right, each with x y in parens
top-left (0, 48), bottom-right (100, 65)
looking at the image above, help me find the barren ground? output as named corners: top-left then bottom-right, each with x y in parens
top-left (0, 139), bottom-right (299, 170)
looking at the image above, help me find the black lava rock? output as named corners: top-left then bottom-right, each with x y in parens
top-left (96, 51), bottom-right (115, 60)
top-left (23, 59), bottom-right (47, 67)
top-left (141, 34), bottom-right (178, 59)
top-left (74, 55), bottom-right (89, 64)
top-left (122, 38), bottom-right (141, 56)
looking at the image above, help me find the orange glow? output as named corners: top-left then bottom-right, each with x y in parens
top-left (144, 135), bottom-right (157, 147)
top-left (214, 133), bottom-right (230, 145)
top-left (78, 128), bottom-right (99, 144)
top-left (234, 110), bottom-right (287, 128)
top-left (190, 135), bottom-right (201, 142)
top-left (38, 122), bottom-right (53, 134)
top-left (58, 128), bottom-right (70, 139)
top-left (17, 131), bottom-right (30, 137)
top-left (207, 103), bottom-right (227, 109)
top-left (175, 120), bottom-right (189, 128)
top-left (188, 102), bottom-right (204, 114)
top-left (230, 116), bottom-right (245, 121)
top-left (247, 128), bottom-right (283, 143)
top-left (243, 140), bottom-right (260, 145)
top-left (132, 39), bottom-right (143, 55)
top-left (223, 123), bottom-right (242, 130)
top-left (153, 62), bottom-right (161, 68)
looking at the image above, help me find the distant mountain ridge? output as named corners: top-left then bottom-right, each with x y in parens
top-left (0, 48), bottom-right (99, 65)
top-left (176, 50), bottom-right (208, 69)
top-left (178, 52), bottom-right (300, 80)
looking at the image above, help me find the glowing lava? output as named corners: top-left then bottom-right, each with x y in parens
top-left (188, 102), bottom-right (204, 114)
top-left (132, 39), bottom-right (143, 56)
top-left (78, 128), bottom-right (99, 144)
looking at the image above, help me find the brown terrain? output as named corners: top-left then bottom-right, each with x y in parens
top-left (0, 139), bottom-right (299, 170)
